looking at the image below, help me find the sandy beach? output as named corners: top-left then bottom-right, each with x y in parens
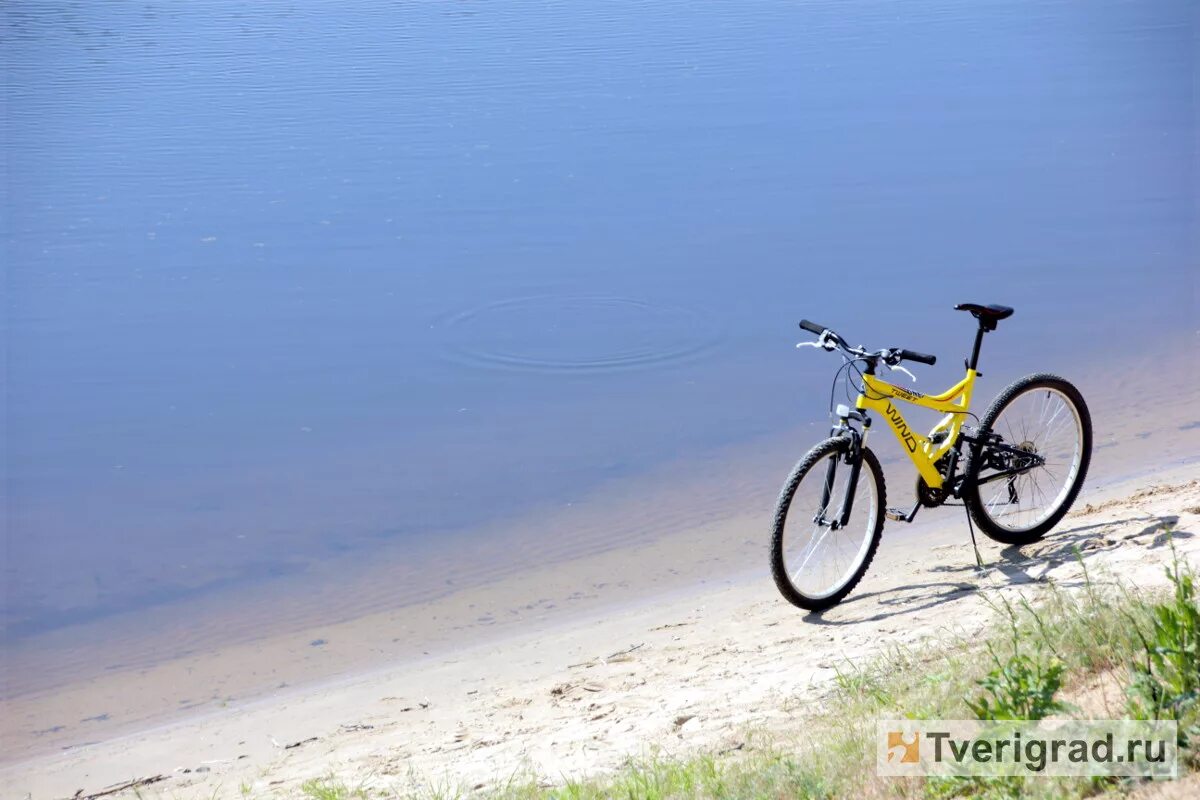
top-left (5, 451), bottom-right (1199, 799)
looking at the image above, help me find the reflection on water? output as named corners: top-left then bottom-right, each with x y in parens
top-left (2, 1), bottom-right (1196, 651)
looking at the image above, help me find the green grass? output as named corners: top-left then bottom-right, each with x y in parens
top-left (1126, 548), bottom-right (1200, 740)
top-left (284, 545), bottom-right (1199, 800)
top-left (300, 776), bottom-right (370, 800)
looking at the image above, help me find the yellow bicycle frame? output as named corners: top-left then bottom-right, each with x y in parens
top-left (856, 369), bottom-right (978, 489)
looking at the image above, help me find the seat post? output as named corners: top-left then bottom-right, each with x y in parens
top-left (968, 324), bottom-right (986, 371)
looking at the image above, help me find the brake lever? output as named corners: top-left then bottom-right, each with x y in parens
top-left (888, 363), bottom-right (918, 382)
top-left (796, 330), bottom-right (840, 351)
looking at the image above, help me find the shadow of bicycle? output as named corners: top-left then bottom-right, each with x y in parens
top-left (1006, 514), bottom-right (1189, 561)
top-left (804, 580), bottom-right (981, 625)
top-left (803, 514), bottom-right (1192, 626)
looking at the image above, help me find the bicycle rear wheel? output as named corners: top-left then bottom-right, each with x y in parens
top-left (770, 437), bottom-right (886, 611)
top-left (965, 373), bottom-right (1092, 544)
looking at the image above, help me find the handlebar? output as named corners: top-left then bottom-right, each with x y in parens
top-left (797, 321), bottom-right (936, 367)
top-left (898, 348), bottom-right (936, 366)
top-left (799, 319), bottom-right (828, 336)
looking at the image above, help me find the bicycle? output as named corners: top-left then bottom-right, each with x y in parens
top-left (770, 303), bottom-right (1092, 611)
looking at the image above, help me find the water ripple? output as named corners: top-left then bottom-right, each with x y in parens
top-left (436, 295), bottom-right (721, 373)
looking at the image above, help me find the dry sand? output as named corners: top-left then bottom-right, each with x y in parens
top-left (5, 462), bottom-right (1199, 799)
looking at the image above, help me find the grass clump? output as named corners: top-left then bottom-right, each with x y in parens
top-left (537, 752), bottom-right (830, 800)
top-left (1124, 546), bottom-right (1200, 770)
top-left (1127, 557), bottom-right (1200, 725)
top-left (966, 632), bottom-right (1072, 722)
top-left (300, 776), bottom-right (370, 800)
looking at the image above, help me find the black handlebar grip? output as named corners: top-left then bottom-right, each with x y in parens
top-left (899, 349), bottom-right (937, 366)
top-left (799, 319), bottom-right (827, 335)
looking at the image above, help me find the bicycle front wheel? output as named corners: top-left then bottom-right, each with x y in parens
top-left (965, 373), bottom-right (1092, 544)
top-left (770, 437), bottom-right (886, 611)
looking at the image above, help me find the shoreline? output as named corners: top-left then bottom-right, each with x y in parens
top-left (4, 462), bottom-right (1198, 798)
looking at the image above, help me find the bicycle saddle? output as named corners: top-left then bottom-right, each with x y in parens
top-left (955, 303), bottom-right (1014, 331)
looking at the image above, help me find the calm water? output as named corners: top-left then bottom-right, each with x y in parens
top-left (2, 1), bottom-right (1196, 646)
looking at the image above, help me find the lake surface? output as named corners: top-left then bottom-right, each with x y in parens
top-left (2, 0), bottom-right (1196, 658)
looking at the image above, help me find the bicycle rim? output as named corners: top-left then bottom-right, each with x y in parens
top-left (978, 387), bottom-right (1085, 532)
top-left (779, 449), bottom-right (879, 600)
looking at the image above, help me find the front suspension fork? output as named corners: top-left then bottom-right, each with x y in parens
top-left (815, 431), bottom-right (863, 530)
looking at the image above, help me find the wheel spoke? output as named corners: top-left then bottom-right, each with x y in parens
top-left (793, 525), bottom-right (834, 576)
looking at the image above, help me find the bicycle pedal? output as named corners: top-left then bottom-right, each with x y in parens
top-left (885, 508), bottom-right (910, 522)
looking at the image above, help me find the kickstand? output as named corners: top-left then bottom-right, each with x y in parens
top-left (963, 507), bottom-right (984, 570)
